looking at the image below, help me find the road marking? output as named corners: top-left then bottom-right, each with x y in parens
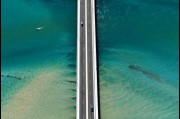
top-left (76, 0), bottom-right (81, 118)
top-left (91, 0), bottom-right (99, 118)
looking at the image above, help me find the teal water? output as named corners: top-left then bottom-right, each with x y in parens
top-left (1, 0), bottom-right (77, 118)
top-left (1, 0), bottom-right (179, 119)
top-left (96, 0), bottom-right (179, 119)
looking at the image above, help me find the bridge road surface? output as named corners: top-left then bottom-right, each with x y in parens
top-left (79, 0), bottom-right (86, 119)
top-left (78, 0), bottom-right (96, 118)
top-left (86, 0), bottom-right (94, 119)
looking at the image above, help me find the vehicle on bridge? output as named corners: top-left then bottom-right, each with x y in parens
top-left (90, 106), bottom-right (94, 112)
top-left (81, 22), bottom-right (84, 27)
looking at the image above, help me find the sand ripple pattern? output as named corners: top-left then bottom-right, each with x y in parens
top-left (99, 48), bottom-right (179, 119)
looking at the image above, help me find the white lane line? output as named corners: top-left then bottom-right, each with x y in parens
top-left (85, 0), bottom-right (89, 118)
top-left (76, 0), bottom-right (81, 118)
top-left (91, 0), bottom-right (99, 118)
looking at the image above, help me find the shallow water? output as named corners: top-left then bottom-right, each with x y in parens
top-left (96, 0), bottom-right (179, 119)
top-left (1, 0), bottom-right (77, 118)
top-left (1, 0), bottom-right (179, 118)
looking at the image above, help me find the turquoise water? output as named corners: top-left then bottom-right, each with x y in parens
top-left (1, 0), bottom-right (179, 119)
top-left (96, 0), bottom-right (179, 119)
top-left (1, 0), bottom-right (77, 118)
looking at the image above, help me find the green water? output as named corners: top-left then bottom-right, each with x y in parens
top-left (96, 0), bottom-right (179, 119)
top-left (1, 0), bottom-right (179, 119)
top-left (1, 0), bottom-right (77, 118)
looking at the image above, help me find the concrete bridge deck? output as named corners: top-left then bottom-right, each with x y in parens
top-left (76, 0), bottom-right (99, 119)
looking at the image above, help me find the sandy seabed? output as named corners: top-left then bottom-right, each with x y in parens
top-left (2, 67), bottom-right (76, 119)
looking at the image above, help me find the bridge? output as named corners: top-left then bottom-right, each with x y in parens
top-left (76, 0), bottom-right (99, 118)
